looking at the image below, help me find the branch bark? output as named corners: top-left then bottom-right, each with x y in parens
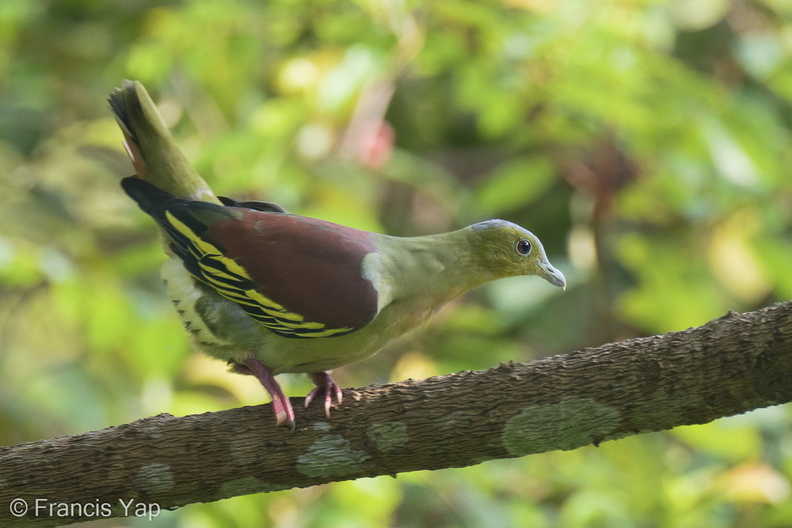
top-left (2, 301), bottom-right (792, 527)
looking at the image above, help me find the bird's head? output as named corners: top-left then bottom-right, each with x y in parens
top-left (468, 220), bottom-right (566, 289)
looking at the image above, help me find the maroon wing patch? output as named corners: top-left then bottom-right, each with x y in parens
top-left (208, 211), bottom-right (380, 334)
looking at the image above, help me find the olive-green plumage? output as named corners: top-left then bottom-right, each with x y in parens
top-left (112, 80), bottom-right (566, 428)
top-left (109, 80), bottom-right (218, 204)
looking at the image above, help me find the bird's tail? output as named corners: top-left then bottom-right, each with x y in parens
top-left (109, 80), bottom-right (220, 204)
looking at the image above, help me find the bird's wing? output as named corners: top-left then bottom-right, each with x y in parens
top-left (218, 195), bottom-right (288, 213)
top-left (123, 177), bottom-right (379, 338)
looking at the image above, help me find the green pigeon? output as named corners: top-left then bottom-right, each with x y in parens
top-left (111, 80), bottom-right (566, 428)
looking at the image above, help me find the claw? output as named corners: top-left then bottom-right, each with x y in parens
top-left (233, 357), bottom-right (295, 429)
top-left (305, 372), bottom-right (343, 418)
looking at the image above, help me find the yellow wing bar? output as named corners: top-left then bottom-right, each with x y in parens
top-left (164, 211), bottom-right (355, 338)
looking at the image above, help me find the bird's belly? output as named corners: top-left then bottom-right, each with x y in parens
top-left (259, 299), bottom-right (431, 373)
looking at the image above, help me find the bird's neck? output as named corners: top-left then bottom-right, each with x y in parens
top-left (367, 228), bottom-right (493, 311)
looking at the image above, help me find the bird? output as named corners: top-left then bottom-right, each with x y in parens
top-left (110, 80), bottom-right (566, 429)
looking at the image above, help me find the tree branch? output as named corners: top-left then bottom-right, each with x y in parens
top-left (2, 301), bottom-right (791, 527)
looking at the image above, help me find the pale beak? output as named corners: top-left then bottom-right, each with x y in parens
top-left (539, 262), bottom-right (566, 290)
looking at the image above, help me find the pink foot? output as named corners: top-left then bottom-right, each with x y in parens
top-left (233, 357), bottom-right (295, 429)
top-left (304, 372), bottom-right (343, 418)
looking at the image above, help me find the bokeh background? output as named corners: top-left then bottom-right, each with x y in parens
top-left (2, 0), bottom-right (792, 526)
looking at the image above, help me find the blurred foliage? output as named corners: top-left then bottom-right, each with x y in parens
top-left (1, 0), bottom-right (792, 526)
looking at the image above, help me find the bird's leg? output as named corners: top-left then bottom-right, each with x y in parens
top-left (304, 372), bottom-right (343, 418)
top-left (232, 357), bottom-right (295, 429)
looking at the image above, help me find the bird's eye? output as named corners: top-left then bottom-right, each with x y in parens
top-left (516, 239), bottom-right (532, 255)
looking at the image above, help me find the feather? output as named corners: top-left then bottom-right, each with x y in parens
top-left (122, 177), bottom-right (379, 338)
